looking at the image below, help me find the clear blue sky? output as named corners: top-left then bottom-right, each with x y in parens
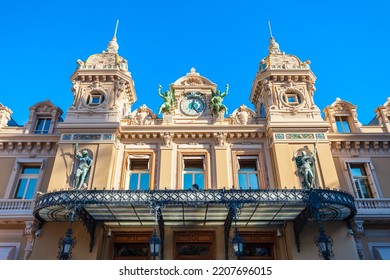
top-left (1, 0), bottom-right (389, 125)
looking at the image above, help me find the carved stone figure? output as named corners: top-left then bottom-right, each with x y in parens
top-left (215, 132), bottom-right (226, 146)
top-left (210, 84), bottom-right (229, 114)
top-left (73, 144), bottom-right (93, 189)
top-left (162, 132), bottom-right (173, 147)
top-left (294, 144), bottom-right (317, 189)
top-left (158, 85), bottom-right (175, 114)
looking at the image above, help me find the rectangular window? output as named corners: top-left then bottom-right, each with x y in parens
top-left (349, 163), bottom-right (373, 198)
top-left (238, 157), bottom-right (259, 189)
top-left (129, 158), bottom-right (150, 190)
top-left (335, 116), bottom-right (351, 133)
top-left (14, 166), bottom-right (40, 199)
top-left (34, 118), bottom-right (51, 134)
top-left (183, 157), bottom-right (204, 190)
top-left (91, 94), bottom-right (102, 104)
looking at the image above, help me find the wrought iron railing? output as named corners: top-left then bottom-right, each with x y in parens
top-left (0, 199), bottom-right (34, 212)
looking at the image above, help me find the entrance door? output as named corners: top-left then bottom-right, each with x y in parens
top-left (174, 231), bottom-right (215, 260)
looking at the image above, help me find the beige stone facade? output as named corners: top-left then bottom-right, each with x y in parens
top-left (0, 34), bottom-right (389, 260)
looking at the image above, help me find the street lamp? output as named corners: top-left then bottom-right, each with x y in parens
top-left (231, 203), bottom-right (243, 259)
top-left (314, 226), bottom-right (334, 260)
top-left (150, 204), bottom-right (161, 260)
top-left (150, 229), bottom-right (160, 259)
top-left (232, 228), bottom-right (243, 257)
top-left (57, 208), bottom-right (77, 260)
top-left (57, 228), bottom-right (76, 260)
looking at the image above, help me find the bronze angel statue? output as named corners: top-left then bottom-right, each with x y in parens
top-left (210, 84), bottom-right (229, 114)
top-left (158, 85), bottom-right (175, 114)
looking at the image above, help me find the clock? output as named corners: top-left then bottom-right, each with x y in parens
top-left (180, 92), bottom-right (206, 116)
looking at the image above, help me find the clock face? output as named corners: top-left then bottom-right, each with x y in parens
top-left (180, 92), bottom-right (206, 116)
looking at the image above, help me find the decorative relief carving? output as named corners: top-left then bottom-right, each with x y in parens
top-left (230, 104), bottom-right (256, 125)
top-left (351, 220), bottom-right (365, 260)
top-left (128, 105), bottom-right (156, 125)
top-left (161, 132), bottom-right (173, 147)
top-left (214, 132), bottom-right (227, 147)
top-left (0, 141), bottom-right (57, 156)
top-left (180, 77), bottom-right (203, 85)
top-left (286, 134), bottom-right (314, 140)
top-left (331, 140), bottom-right (390, 155)
top-left (23, 221), bottom-right (37, 260)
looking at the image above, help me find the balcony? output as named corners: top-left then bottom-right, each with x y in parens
top-left (355, 198), bottom-right (390, 217)
top-left (0, 199), bottom-right (34, 219)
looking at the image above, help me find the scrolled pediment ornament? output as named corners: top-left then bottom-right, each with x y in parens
top-left (230, 104), bottom-right (256, 125)
top-left (128, 104), bottom-right (157, 125)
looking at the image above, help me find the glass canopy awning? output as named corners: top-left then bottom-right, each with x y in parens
top-left (33, 188), bottom-right (356, 255)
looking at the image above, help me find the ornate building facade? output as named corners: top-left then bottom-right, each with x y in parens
top-left (1, 33), bottom-right (389, 260)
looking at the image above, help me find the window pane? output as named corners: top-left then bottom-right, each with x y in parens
top-left (177, 244), bottom-right (210, 256)
top-left (183, 174), bottom-right (193, 190)
top-left (336, 117), bottom-right (350, 133)
top-left (35, 119), bottom-right (44, 131)
top-left (238, 173), bottom-right (248, 189)
top-left (35, 119), bottom-right (50, 134)
top-left (239, 159), bottom-right (257, 170)
top-left (15, 179), bottom-right (28, 199)
top-left (249, 173), bottom-right (259, 189)
top-left (287, 95), bottom-right (296, 103)
top-left (184, 159), bottom-right (203, 170)
top-left (194, 174), bottom-right (204, 189)
top-left (22, 166), bottom-right (40, 174)
top-left (129, 173), bottom-right (139, 190)
top-left (43, 119), bottom-right (51, 132)
top-left (139, 174), bottom-right (150, 190)
top-left (25, 179), bottom-right (37, 199)
top-left (357, 179), bottom-right (371, 198)
top-left (130, 159), bottom-right (149, 170)
top-left (243, 243), bottom-right (273, 257)
top-left (350, 165), bottom-right (366, 176)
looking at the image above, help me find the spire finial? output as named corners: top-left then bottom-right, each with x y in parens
top-left (106, 20), bottom-right (120, 54)
top-left (268, 21), bottom-right (273, 38)
top-left (267, 21), bottom-right (281, 54)
top-left (113, 19), bottom-right (119, 38)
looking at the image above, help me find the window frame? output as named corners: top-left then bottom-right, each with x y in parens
top-left (86, 91), bottom-right (106, 107)
top-left (237, 156), bottom-right (260, 189)
top-left (123, 152), bottom-right (156, 191)
top-left (127, 156), bottom-right (151, 191)
top-left (34, 117), bottom-right (52, 134)
top-left (4, 159), bottom-right (45, 199)
top-left (335, 115), bottom-right (351, 133)
top-left (14, 166), bottom-right (41, 199)
top-left (182, 156), bottom-right (205, 190)
top-left (342, 158), bottom-right (381, 199)
top-left (232, 151), bottom-right (266, 190)
top-left (177, 150), bottom-right (210, 190)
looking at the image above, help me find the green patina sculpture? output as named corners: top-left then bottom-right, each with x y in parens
top-left (158, 85), bottom-right (175, 114)
top-left (210, 84), bottom-right (229, 114)
top-left (294, 143), bottom-right (318, 189)
top-left (73, 143), bottom-right (93, 189)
